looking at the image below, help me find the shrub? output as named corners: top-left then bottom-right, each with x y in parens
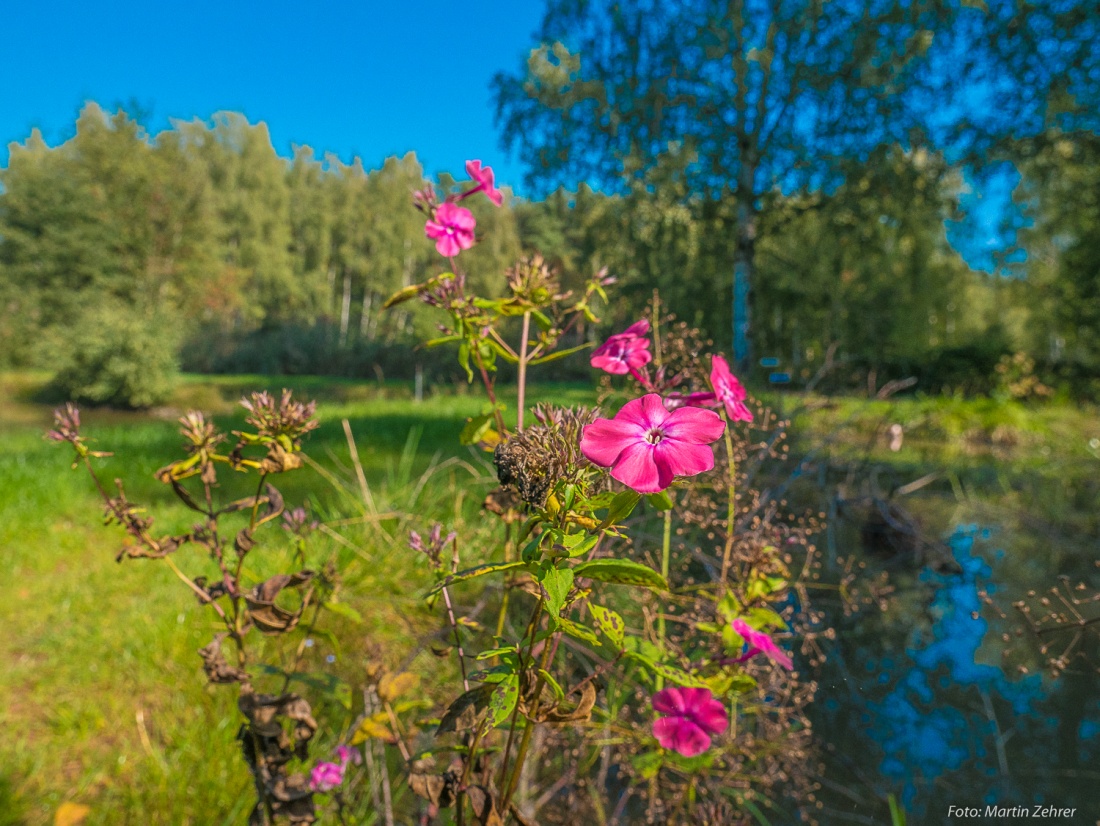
top-left (50, 302), bottom-right (179, 409)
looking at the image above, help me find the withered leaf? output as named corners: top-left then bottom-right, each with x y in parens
top-left (198, 634), bottom-right (249, 684)
top-left (235, 528), bottom-right (256, 554)
top-left (245, 570), bottom-right (316, 634)
top-left (436, 684), bottom-right (494, 735)
top-left (407, 756), bottom-right (463, 809)
top-left (539, 680), bottom-right (597, 725)
top-left (467, 785), bottom-right (505, 826)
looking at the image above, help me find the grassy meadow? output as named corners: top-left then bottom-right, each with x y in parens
top-left (1, 371), bottom-right (1096, 824)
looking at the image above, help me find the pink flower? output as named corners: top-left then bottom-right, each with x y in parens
top-left (580, 394), bottom-right (725, 494)
top-left (652, 687), bottom-right (729, 757)
top-left (464, 159), bottom-right (503, 206)
top-left (334, 745), bottom-right (362, 767)
top-left (590, 319), bottom-right (653, 376)
top-left (425, 203), bottom-right (476, 257)
top-left (710, 355), bottom-right (753, 423)
top-left (309, 761), bottom-right (345, 792)
top-left (309, 746), bottom-right (361, 792)
top-left (731, 619), bottom-right (793, 670)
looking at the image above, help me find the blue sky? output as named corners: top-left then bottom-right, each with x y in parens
top-left (0, 0), bottom-right (1016, 271)
top-left (0, 0), bottom-right (544, 189)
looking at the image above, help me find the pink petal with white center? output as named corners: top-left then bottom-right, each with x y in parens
top-left (610, 441), bottom-right (665, 493)
top-left (580, 417), bottom-right (645, 467)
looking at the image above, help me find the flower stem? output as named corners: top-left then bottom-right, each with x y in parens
top-left (517, 311), bottom-right (531, 432)
top-left (718, 410), bottom-right (738, 597)
top-left (656, 508), bottom-right (673, 690)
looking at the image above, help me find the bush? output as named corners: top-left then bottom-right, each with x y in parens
top-left (51, 303), bottom-right (179, 409)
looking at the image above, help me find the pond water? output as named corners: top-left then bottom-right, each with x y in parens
top-left (811, 527), bottom-right (1099, 824)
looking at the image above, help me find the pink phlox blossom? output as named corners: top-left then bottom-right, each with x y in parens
top-left (590, 319), bottom-right (653, 376)
top-left (730, 619), bottom-right (793, 670)
top-left (309, 746), bottom-right (361, 792)
top-left (309, 761), bottom-right (345, 792)
top-left (651, 686), bottom-right (729, 758)
top-left (424, 202), bottom-right (477, 258)
top-left (580, 393), bottom-right (725, 494)
top-left (335, 745), bottom-right (362, 767)
top-left (462, 159), bottom-right (504, 206)
top-left (709, 355), bottom-right (753, 422)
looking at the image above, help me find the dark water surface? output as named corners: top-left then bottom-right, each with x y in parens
top-left (810, 526), bottom-right (1099, 824)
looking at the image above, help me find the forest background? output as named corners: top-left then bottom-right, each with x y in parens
top-left (1, 2), bottom-right (1097, 409)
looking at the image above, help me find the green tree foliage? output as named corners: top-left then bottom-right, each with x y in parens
top-left (493, 0), bottom-right (1100, 370)
top-left (0, 105), bottom-right (522, 399)
top-left (494, 0), bottom-right (963, 366)
top-left (1015, 133), bottom-right (1100, 390)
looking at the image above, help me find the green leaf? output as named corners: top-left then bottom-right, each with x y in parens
top-left (423, 334), bottom-right (463, 348)
top-left (589, 604), bottom-right (626, 648)
top-left (483, 337), bottom-right (520, 364)
top-left (645, 490), bottom-right (674, 511)
top-left (487, 674), bottom-right (520, 728)
top-left (528, 343), bottom-right (593, 366)
top-left (529, 309), bottom-right (553, 330)
top-left (426, 561), bottom-right (526, 598)
top-left (468, 664), bottom-right (515, 684)
top-left (604, 490), bottom-right (641, 524)
top-left (324, 601), bottom-right (363, 624)
top-left (538, 564), bottom-right (574, 618)
top-left (888, 794), bottom-right (907, 826)
top-left (521, 532), bottom-right (546, 563)
top-left (627, 653), bottom-right (709, 688)
top-left (476, 646), bottom-right (518, 661)
top-left (459, 405), bottom-right (503, 446)
top-left (632, 750), bottom-right (664, 780)
top-left (572, 559), bottom-right (668, 591)
top-left (554, 616), bottom-right (600, 645)
top-left (537, 669), bottom-right (565, 702)
top-left (457, 342), bottom-right (474, 382)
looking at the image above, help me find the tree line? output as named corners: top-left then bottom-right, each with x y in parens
top-left (0, 99), bottom-right (1095, 405)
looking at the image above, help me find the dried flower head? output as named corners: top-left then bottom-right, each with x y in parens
top-left (282, 506), bottom-right (319, 537)
top-left (494, 406), bottom-right (600, 507)
top-left (409, 522), bottom-right (457, 569)
top-left (506, 254), bottom-right (568, 304)
top-left (46, 403), bottom-right (81, 444)
top-left (240, 390), bottom-right (319, 443)
top-left (179, 410), bottom-right (225, 453)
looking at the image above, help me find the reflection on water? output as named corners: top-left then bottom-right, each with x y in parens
top-left (813, 527), bottom-right (1100, 824)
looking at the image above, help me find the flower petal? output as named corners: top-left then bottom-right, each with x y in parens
top-left (663, 406), bottom-right (726, 444)
top-left (621, 318), bottom-right (651, 338)
top-left (690, 696), bottom-right (730, 736)
top-left (590, 352), bottom-right (631, 375)
top-left (653, 439), bottom-right (715, 480)
top-left (652, 687), bottom-right (688, 715)
top-left (654, 718), bottom-right (711, 758)
top-left (580, 418), bottom-right (644, 467)
top-left (610, 442), bottom-right (662, 493)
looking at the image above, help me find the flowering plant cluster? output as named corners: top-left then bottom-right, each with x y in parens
top-left (51, 159), bottom-right (827, 824)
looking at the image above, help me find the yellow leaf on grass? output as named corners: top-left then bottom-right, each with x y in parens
top-left (350, 714), bottom-right (392, 745)
top-left (55, 803), bottom-right (91, 826)
top-left (377, 672), bottom-right (419, 703)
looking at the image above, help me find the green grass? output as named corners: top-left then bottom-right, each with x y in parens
top-left (1, 372), bottom-right (1095, 824)
top-left (0, 372), bottom-right (595, 825)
